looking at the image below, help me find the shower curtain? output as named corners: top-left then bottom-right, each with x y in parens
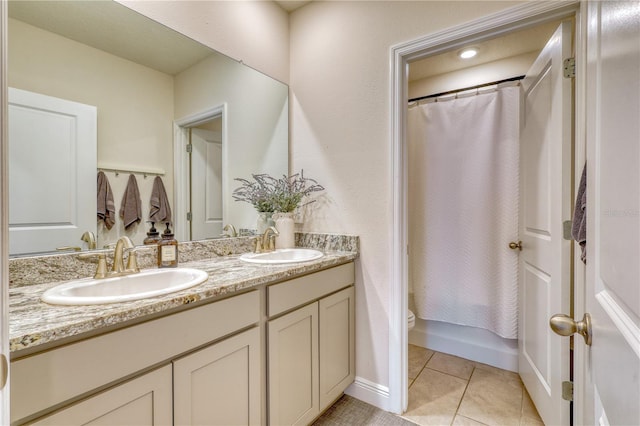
top-left (408, 84), bottom-right (520, 339)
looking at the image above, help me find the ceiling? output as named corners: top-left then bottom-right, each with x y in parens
top-left (409, 20), bottom-right (561, 82)
top-left (9, 0), bottom-right (214, 75)
top-left (274, 1), bottom-right (313, 13)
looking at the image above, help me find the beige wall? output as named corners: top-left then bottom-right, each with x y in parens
top-left (117, 0), bottom-right (290, 84)
top-left (174, 54), bottom-right (288, 229)
top-left (8, 18), bottom-right (174, 247)
top-left (289, 0), bottom-right (525, 396)
top-left (409, 51), bottom-right (539, 100)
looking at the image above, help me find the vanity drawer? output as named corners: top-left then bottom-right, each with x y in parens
top-left (11, 290), bottom-right (259, 424)
top-left (267, 262), bottom-right (354, 317)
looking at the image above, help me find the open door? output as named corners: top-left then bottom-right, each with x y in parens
top-left (190, 127), bottom-right (223, 240)
top-left (518, 21), bottom-right (573, 426)
top-left (578, 2), bottom-right (640, 424)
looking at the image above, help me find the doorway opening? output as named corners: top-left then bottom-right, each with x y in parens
top-left (405, 19), bottom-right (559, 371)
top-left (388, 1), bottom-right (580, 421)
top-left (174, 106), bottom-right (226, 242)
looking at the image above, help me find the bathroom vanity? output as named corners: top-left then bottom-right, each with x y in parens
top-left (8, 236), bottom-right (357, 425)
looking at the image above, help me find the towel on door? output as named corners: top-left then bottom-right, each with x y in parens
top-left (572, 163), bottom-right (587, 263)
top-left (149, 176), bottom-right (172, 224)
top-left (97, 171), bottom-right (115, 230)
top-left (120, 174), bottom-right (142, 229)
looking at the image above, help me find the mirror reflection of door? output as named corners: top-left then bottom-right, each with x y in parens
top-left (8, 88), bottom-right (97, 256)
top-left (189, 117), bottom-right (223, 240)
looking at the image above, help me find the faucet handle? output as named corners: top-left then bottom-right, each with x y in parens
top-left (255, 238), bottom-right (264, 253)
top-left (124, 246), bottom-right (150, 273)
top-left (268, 234), bottom-right (277, 251)
top-left (78, 252), bottom-right (109, 279)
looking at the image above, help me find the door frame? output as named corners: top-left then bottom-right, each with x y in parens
top-left (0, 1), bottom-right (9, 422)
top-left (388, 0), bottom-right (583, 416)
top-left (173, 105), bottom-right (227, 242)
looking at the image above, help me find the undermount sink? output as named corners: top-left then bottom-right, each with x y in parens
top-left (41, 268), bottom-right (209, 306)
top-left (239, 248), bottom-right (324, 264)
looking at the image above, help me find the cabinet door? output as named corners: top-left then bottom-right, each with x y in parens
top-left (268, 303), bottom-right (319, 426)
top-left (319, 286), bottom-right (355, 409)
top-left (173, 327), bottom-right (261, 426)
top-left (32, 365), bottom-right (172, 425)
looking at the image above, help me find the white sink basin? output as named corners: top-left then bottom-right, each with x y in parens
top-left (240, 248), bottom-right (324, 264)
top-left (41, 268), bottom-right (209, 305)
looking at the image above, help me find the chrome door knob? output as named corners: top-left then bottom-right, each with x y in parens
top-left (509, 241), bottom-right (523, 250)
top-left (550, 313), bottom-right (592, 346)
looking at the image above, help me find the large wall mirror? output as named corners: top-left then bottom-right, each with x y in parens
top-left (7, 0), bottom-right (289, 257)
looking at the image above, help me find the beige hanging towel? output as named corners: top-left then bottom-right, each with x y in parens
top-left (120, 174), bottom-right (142, 229)
top-left (149, 176), bottom-right (172, 224)
top-left (97, 171), bottom-right (116, 230)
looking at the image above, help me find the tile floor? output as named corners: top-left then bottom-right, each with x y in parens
top-left (403, 345), bottom-right (544, 426)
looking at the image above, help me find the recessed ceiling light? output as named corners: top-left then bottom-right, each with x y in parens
top-left (459, 48), bottom-right (478, 59)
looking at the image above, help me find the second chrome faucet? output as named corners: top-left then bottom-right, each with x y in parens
top-left (255, 226), bottom-right (279, 253)
top-left (81, 236), bottom-right (142, 279)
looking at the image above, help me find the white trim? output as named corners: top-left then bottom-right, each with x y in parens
top-left (0, 0), bottom-right (9, 421)
top-left (173, 105), bottom-right (226, 242)
top-left (596, 290), bottom-right (640, 359)
top-left (389, 0), bottom-right (580, 415)
top-left (572, 5), bottom-right (588, 424)
top-left (344, 376), bottom-right (390, 412)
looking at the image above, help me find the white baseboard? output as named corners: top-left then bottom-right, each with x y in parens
top-left (409, 320), bottom-right (518, 372)
top-left (344, 376), bottom-right (390, 411)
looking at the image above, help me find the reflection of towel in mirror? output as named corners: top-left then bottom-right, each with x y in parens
top-left (120, 174), bottom-right (142, 229)
top-left (149, 176), bottom-right (172, 224)
top-left (97, 171), bottom-right (116, 230)
top-left (572, 163), bottom-right (587, 263)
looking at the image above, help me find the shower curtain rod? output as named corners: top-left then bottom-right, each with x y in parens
top-left (408, 75), bottom-right (525, 103)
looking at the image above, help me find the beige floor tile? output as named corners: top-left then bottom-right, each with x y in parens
top-left (404, 367), bottom-right (468, 426)
top-left (452, 414), bottom-right (488, 425)
top-left (457, 367), bottom-right (523, 425)
top-left (521, 389), bottom-right (543, 422)
top-left (473, 362), bottom-right (522, 386)
top-left (426, 352), bottom-right (475, 380)
top-left (520, 416), bottom-right (545, 426)
top-left (409, 344), bottom-right (435, 380)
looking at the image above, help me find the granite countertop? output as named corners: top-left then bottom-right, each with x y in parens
top-left (10, 246), bottom-right (357, 355)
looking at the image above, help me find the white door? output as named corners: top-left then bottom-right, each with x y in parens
top-left (8, 88), bottom-right (96, 255)
top-left (190, 128), bottom-right (223, 240)
top-left (518, 21), bottom-right (573, 426)
top-left (580, 2), bottom-right (640, 425)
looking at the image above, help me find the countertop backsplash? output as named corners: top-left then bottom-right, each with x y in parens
top-left (9, 232), bottom-right (359, 288)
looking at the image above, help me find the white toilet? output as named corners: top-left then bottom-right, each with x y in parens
top-left (408, 309), bottom-right (415, 330)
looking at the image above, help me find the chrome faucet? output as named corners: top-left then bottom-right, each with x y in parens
top-left (255, 226), bottom-right (279, 253)
top-left (222, 224), bottom-right (237, 237)
top-left (112, 236), bottom-right (139, 275)
top-left (79, 236), bottom-right (143, 279)
top-left (80, 231), bottom-right (97, 250)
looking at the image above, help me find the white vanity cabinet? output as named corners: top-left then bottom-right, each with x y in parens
top-left (173, 327), bottom-right (261, 426)
top-left (11, 290), bottom-right (260, 425)
top-left (30, 365), bottom-right (173, 425)
top-left (10, 260), bottom-right (356, 426)
top-left (267, 263), bottom-right (355, 425)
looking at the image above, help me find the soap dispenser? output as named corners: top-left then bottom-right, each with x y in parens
top-left (144, 222), bottom-right (161, 245)
top-left (157, 223), bottom-right (178, 268)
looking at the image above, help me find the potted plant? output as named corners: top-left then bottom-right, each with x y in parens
top-left (232, 173), bottom-right (279, 233)
top-left (233, 171), bottom-right (324, 245)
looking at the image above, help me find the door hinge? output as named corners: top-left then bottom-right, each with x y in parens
top-left (562, 380), bottom-right (574, 401)
top-left (563, 220), bottom-right (573, 240)
top-left (563, 57), bottom-right (575, 78)
top-left (186, 143), bottom-right (193, 153)
top-left (186, 212), bottom-right (192, 221)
